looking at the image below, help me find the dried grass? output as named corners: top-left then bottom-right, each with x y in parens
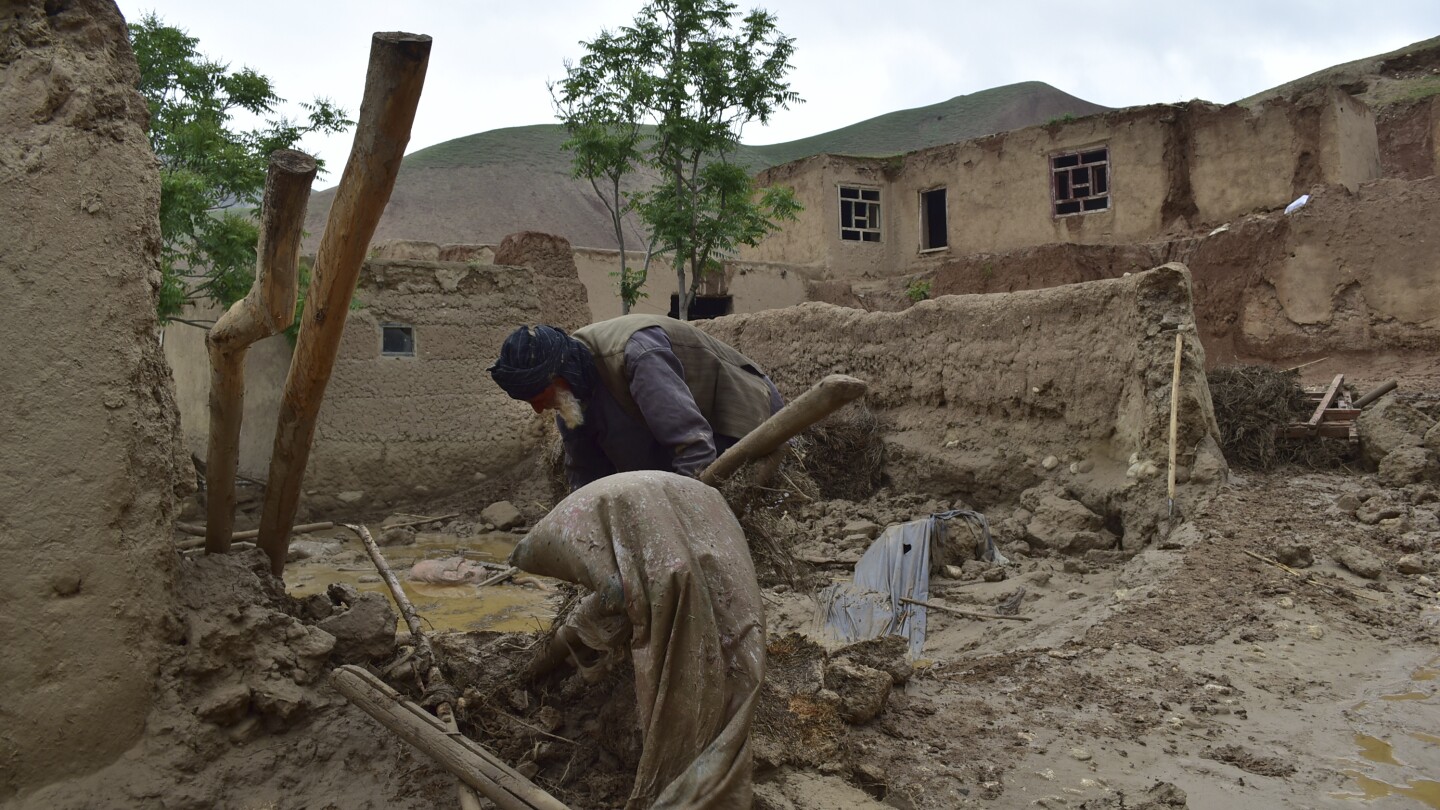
top-left (718, 453), bottom-right (819, 588)
top-left (794, 402), bottom-right (885, 501)
top-left (1208, 365), bottom-right (1354, 470)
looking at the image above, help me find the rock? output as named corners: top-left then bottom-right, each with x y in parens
top-left (982, 566), bottom-right (1008, 582)
top-left (1397, 554), bottom-right (1429, 575)
top-left (336, 490), bottom-right (366, 505)
top-left (942, 564), bottom-right (965, 579)
top-left (824, 661), bottom-right (892, 724)
top-left (287, 539), bottom-right (339, 562)
top-left (841, 519), bottom-right (882, 540)
top-left (1145, 781), bottom-right (1188, 806)
top-left (1378, 446), bottom-right (1437, 487)
top-left (960, 560), bottom-right (988, 579)
top-left (1334, 493), bottom-right (1363, 513)
top-left (196, 682), bottom-right (251, 726)
top-left (1070, 747), bottom-right (1092, 761)
top-left (379, 525), bottom-right (416, 546)
top-left (1356, 501), bottom-right (1405, 525)
top-left (481, 501), bottom-right (523, 531)
top-left (1074, 459), bottom-right (1095, 474)
top-left (1041, 455), bottom-right (1060, 471)
top-left (1357, 395), bottom-right (1435, 467)
top-left (317, 592), bottom-right (398, 663)
top-left (1274, 544), bottom-right (1314, 568)
top-left (841, 533), bottom-right (871, 547)
top-left (1023, 489), bottom-right (1104, 552)
top-left (1334, 545), bottom-right (1385, 580)
top-left (251, 677), bottom-right (310, 728)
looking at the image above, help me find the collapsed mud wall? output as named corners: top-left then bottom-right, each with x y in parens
top-left (702, 265), bottom-right (1224, 548)
top-left (0, 1), bottom-right (184, 799)
top-left (164, 233), bottom-right (591, 513)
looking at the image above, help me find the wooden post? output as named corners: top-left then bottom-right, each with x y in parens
top-left (331, 666), bottom-right (570, 810)
top-left (203, 150), bottom-right (316, 553)
top-left (699, 374), bottom-right (867, 487)
top-left (256, 33), bottom-right (431, 575)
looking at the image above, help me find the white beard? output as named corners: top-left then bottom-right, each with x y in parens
top-left (554, 388), bottom-right (585, 430)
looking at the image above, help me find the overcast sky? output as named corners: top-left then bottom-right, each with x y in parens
top-left (116, 1), bottom-right (1438, 188)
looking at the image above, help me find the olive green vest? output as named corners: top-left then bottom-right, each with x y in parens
top-left (572, 314), bottom-right (774, 439)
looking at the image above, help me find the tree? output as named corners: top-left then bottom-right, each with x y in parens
top-left (553, 0), bottom-right (802, 320)
top-left (128, 14), bottom-right (351, 324)
top-left (550, 70), bottom-right (662, 314)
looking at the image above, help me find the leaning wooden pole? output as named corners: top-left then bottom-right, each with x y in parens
top-left (699, 374), bottom-right (868, 487)
top-left (332, 666), bottom-right (569, 810)
top-left (257, 33), bottom-right (431, 575)
top-left (203, 149), bottom-right (317, 554)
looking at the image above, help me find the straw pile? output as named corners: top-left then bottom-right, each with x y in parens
top-left (1208, 365), bottom-right (1351, 469)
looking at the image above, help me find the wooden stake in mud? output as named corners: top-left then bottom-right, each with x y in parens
top-left (203, 150), bottom-right (317, 553)
top-left (345, 524), bottom-right (487, 809)
top-left (1167, 331), bottom-right (1183, 519)
top-left (257, 33), bottom-right (431, 575)
top-left (700, 374), bottom-right (868, 487)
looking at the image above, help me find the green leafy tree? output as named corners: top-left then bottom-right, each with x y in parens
top-left (128, 14), bottom-right (351, 324)
top-left (554, 0), bottom-right (802, 319)
top-left (550, 70), bottom-right (663, 314)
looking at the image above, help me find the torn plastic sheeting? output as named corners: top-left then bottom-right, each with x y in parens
top-left (819, 510), bottom-right (1006, 658)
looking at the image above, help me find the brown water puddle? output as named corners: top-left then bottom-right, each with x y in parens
top-left (1332, 771), bottom-right (1440, 809)
top-left (286, 530), bottom-right (555, 634)
top-left (1355, 734), bottom-right (1402, 766)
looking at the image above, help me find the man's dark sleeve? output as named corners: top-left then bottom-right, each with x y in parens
top-left (624, 327), bottom-right (716, 477)
top-left (559, 419), bottom-right (615, 491)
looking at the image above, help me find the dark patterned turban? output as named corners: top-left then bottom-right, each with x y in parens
top-left (489, 325), bottom-right (596, 401)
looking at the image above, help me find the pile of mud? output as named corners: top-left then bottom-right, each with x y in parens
top-left (13, 551), bottom-right (453, 810)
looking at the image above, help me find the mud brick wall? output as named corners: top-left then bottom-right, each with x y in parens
top-left (0, 1), bottom-right (184, 798)
top-left (702, 264), bottom-right (1225, 542)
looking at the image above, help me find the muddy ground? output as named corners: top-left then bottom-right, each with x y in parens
top-left (14, 363), bottom-right (1438, 810)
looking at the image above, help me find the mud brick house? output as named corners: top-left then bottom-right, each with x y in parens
top-left (738, 89), bottom-right (1379, 277)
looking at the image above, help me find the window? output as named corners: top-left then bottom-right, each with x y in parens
top-left (1051, 147), bottom-right (1110, 216)
top-left (920, 188), bottom-right (948, 250)
top-left (840, 186), bottom-right (881, 242)
top-left (381, 324), bottom-right (415, 357)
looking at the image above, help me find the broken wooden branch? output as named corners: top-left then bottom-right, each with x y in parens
top-left (203, 149), bottom-right (317, 554)
top-left (257, 32), bottom-right (432, 576)
top-left (382, 512), bottom-right (460, 531)
top-left (900, 596), bottom-right (1033, 622)
top-left (477, 566), bottom-right (519, 588)
top-left (700, 374), bottom-right (868, 487)
top-left (176, 521), bottom-right (334, 546)
top-left (1242, 549), bottom-right (1384, 602)
top-left (331, 666), bottom-right (569, 810)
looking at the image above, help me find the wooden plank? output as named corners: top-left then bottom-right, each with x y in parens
top-left (1321, 409), bottom-right (1361, 422)
top-left (331, 666), bottom-right (569, 810)
top-left (1279, 423), bottom-right (1354, 439)
top-left (1306, 374), bottom-right (1345, 427)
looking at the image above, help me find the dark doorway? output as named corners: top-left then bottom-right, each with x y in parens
top-left (669, 294), bottom-right (734, 320)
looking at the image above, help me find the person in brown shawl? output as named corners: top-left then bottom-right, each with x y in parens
top-left (509, 470), bottom-right (765, 809)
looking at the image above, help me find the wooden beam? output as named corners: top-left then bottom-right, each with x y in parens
top-left (1306, 374), bottom-right (1345, 427)
top-left (699, 374), bottom-right (867, 487)
top-left (257, 33), bottom-right (432, 575)
top-left (331, 666), bottom-right (569, 810)
top-left (203, 150), bottom-right (317, 553)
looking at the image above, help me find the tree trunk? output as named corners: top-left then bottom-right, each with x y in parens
top-left (203, 149), bottom-right (316, 554)
top-left (256, 33), bottom-right (431, 576)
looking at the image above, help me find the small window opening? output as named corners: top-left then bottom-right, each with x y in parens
top-left (1051, 146), bottom-right (1110, 217)
top-left (381, 324), bottom-right (415, 357)
top-left (920, 188), bottom-right (948, 250)
top-left (839, 186), bottom-right (881, 242)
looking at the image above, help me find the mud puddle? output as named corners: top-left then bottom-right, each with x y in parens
top-left (1332, 654), bottom-right (1440, 808)
top-left (285, 530), bottom-right (556, 633)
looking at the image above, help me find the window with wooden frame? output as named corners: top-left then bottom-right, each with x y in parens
top-left (839, 186), bottom-right (881, 241)
top-left (920, 187), bottom-right (948, 250)
top-left (1051, 147), bottom-right (1110, 216)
